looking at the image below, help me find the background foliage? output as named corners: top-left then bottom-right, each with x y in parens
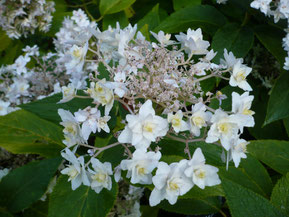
top-left (0, 0), bottom-right (289, 216)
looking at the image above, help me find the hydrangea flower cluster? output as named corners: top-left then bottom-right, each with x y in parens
top-left (250, 0), bottom-right (289, 70)
top-left (0, 0), bottom-right (55, 39)
top-left (0, 45), bottom-right (69, 115)
top-left (57, 10), bottom-right (255, 206)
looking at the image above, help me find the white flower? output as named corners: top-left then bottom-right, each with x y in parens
top-left (250, 0), bottom-right (272, 15)
top-left (118, 100), bottom-right (169, 150)
top-left (229, 60), bottom-right (252, 91)
top-left (176, 28), bottom-right (210, 55)
top-left (0, 100), bottom-right (10, 116)
top-left (88, 158), bottom-right (113, 193)
top-left (106, 72), bottom-right (128, 98)
top-left (120, 149), bottom-right (161, 184)
top-left (189, 102), bottom-right (212, 137)
top-left (231, 138), bottom-right (248, 167)
top-left (149, 160), bottom-right (193, 206)
top-left (59, 83), bottom-right (76, 103)
top-left (205, 109), bottom-right (252, 150)
top-left (74, 107), bottom-right (100, 141)
top-left (65, 42), bottom-right (88, 73)
top-left (86, 79), bottom-right (114, 115)
top-left (150, 31), bottom-right (175, 46)
top-left (167, 110), bottom-right (189, 133)
top-left (0, 168), bottom-right (9, 182)
top-left (12, 54), bottom-right (30, 75)
top-left (61, 148), bottom-right (90, 190)
top-left (220, 49), bottom-right (243, 69)
top-left (184, 148), bottom-right (221, 189)
top-left (58, 109), bottom-right (84, 146)
top-left (232, 92), bottom-right (255, 127)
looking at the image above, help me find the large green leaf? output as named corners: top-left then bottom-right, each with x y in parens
top-left (0, 110), bottom-right (64, 157)
top-left (172, 0), bottom-right (201, 11)
top-left (0, 157), bottom-right (62, 213)
top-left (248, 140), bottom-right (289, 175)
top-left (22, 200), bottom-right (48, 217)
top-left (0, 210), bottom-right (13, 217)
top-left (264, 72), bottom-right (289, 125)
top-left (270, 173), bottom-right (289, 216)
top-left (211, 23), bottom-right (254, 63)
top-left (99, 0), bottom-right (136, 15)
top-left (20, 93), bottom-right (92, 124)
top-left (284, 117), bottom-right (289, 137)
top-left (153, 5), bottom-right (227, 35)
top-left (158, 197), bottom-right (223, 216)
top-left (219, 154), bottom-right (273, 198)
top-left (48, 175), bottom-right (117, 217)
top-left (221, 177), bottom-right (284, 217)
top-left (254, 25), bottom-right (286, 65)
top-left (102, 11), bottom-right (129, 30)
top-left (137, 4), bottom-right (160, 34)
top-left (0, 30), bottom-right (11, 52)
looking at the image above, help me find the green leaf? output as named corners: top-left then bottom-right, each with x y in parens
top-left (221, 177), bottom-right (284, 217)
top-left (20, 93), bottom-right (93, 124)
top-left (153, 5), bottom-right (227, 35)
top-left (0, 110), bottom-right (64, 157)
top-left (264, 72), bottom-right (289, 125)
top-left (254, 25), bottom-right (286, 65)
top-left (248, 140), bottom-right (289, 175)
top-left (0, 209), bottom-right (13, 217)
top-left (102, 11), bottom-right (129, 30)
top-left (173, 0), bottom-right (201, 11)
top-left (137, 4), bottom-right (160, 34)
top-left (219, 154), bottom-right (273, 198)
top-left (181, 185), bottom-right (224, 199)
top-left (0, 157), bottom-right (62, 213)
top-left (271, 173), bottom-right (289, 216)
top-left (248, 84), bottom-right (288, 140)
top-left (158, 197), bottom-right (222, 215)
top-left (22, 200), bottom-right (48, 217)
top-left (0, 30), bottom-right (11, 52)
top-left (99, 0), bottom-right (136, 15)
top-left (284, 117), bottom-right (289, 137)
top-left (140, 205), bottom-right (159, 217)
top-left (48, 175), bottom-right (117, 217)
top-left (211, 23), bottom-right (254, 63)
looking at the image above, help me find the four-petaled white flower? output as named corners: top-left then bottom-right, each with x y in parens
top-left (88, 158), bottom-right (113, 193)
top-left (61, 148), bottom-right (90, 190)
top-left (86, 79), bottom-right (114, 115)
top-left (205, 109), bottom-right (252, 150)
top-left (189, 102), bottom-right (212, 137)
top-left (232, 92), bottom-right (255, 127)
top-left (0, 100), bottom-right (10, 116)
top-left (58, 109), bottom-right (84, 147)
top-left (149, 160), bottom-right (193, 206)
top-left (150, 31), bottom-right (175, 47)
top-left (230, 138), bottom-right (249, 167)
top-left (65, 42), bottom-right (88, 73)
top-left (229, 60), bottom-right (252, 91)
top-left (167, 110), bottom-right (189, 133)
top-left (176, 28), bottom-right (210, 55)
top-left (118, 100), bottom-right (169, 150)
top-left (121, 149), bottom-right (161, 184)
top-left (59, 83), bottom-right (76, 103)
top-left (184, 148), bottom-right (221, 189)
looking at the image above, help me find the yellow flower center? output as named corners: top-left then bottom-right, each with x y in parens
top-left (195, 169), bottom-right (206, 179)
top-left (236, 70), bottom-right (246, 82)
top-left (172, 117), bottom-right (181, 127)
top-left (67, 166), bottom-right (79, 179)
top-left (242, 108), bottom-right (254, 115)
top-left (136, 165), bottom-right (146, 175)
top-left (217, 122), bottom-right (231, 134)
top-left (73, 48), bottom-right (83, 58)
top-left (168, 181), bottom-right (179, 191)
top-left (92, 173), bottom-right (107, 183)
top-left (192, 116), bottom-right (205, 128)
top-left (143, 122), bottom-right (155, 133)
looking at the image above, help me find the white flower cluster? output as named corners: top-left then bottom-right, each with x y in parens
top-left (250, 0), bottom-right (289, 70)
top-left (0, 0), bottom-right (55, 39)
top-left (56, 10), bottom-right (255, 207)
top-left (0, 45), bottom-right (69, 116)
